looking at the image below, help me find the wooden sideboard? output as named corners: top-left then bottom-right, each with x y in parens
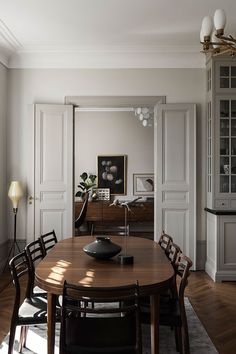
top-left (75, 200), bottom-right (154, 239)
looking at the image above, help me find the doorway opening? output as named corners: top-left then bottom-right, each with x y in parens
top-left (65, 96), bottom-right (165, 239)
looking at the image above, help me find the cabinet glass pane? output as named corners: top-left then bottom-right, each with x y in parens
top-left (231, 101), bottom-right (236, 117)
top-left (231, 157), bottom-right (236, 173)
top-left (220, 156), bottom-right (229, 173)
top-left (208, 157), bottom-right (211, 174)
top-left (208, 176), bottom-right (211, 193)
top-left (231, 138), bottom-right (236, 155)
top-left (208, 119), bottom-right (211, 137)
top-left (208, 138), bottom-right (211, 155)
top-left (232, 119), bottom-right (236, 136)
top-left (220, 100), bottom-right (229, 117)
top-left (220, 138), bottom-right (229, 155)
top-left (231, 66), bottom-right (236, 76)
top-left (231, 78), bottom-right (236, 88)
top-left (220, 78), bottom-right (229, 88)
top-left (220, 66), bottom-right (229, 76)
top-left (220, 175), bottom-right (229, 193)
top-left (220, 119), bottom-right (229, 136)
top-left (231, 176), bottom-right (236, 193)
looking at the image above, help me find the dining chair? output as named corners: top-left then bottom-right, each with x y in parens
top-left (74, 193), bottom-right (89, 235)
top-left (25, 239), bottom-right (46, 298)
top-left (141, 252), bottom-right (192, 354)
top-left (8, 251), bottom-right (48, 354)
top-left (166, 242), bottom-right (182, 265)
top-left (158, 231), bottom-right (173, 253)
top-left (60, 281), bottom-right (142, 354)
top-left (39, 229), bottom-right (58, 257)
top-left (140, 242), bottom-right (181, 307)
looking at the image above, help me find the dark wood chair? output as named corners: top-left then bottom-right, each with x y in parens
top-left (25, 239), bottom-right (46, 298)
top-left (75, 193), bottom-right (89, 235)
top-left (39, 229), bottom-right (57, 257)
top-left (141, 252), bottom-right (192, 354)
top-left (158, 231), bottom-right (173, 253)
top-left (8, 251), bottom-right (48, 354)
top-left (166, 242), bottom-right (182, 265)
top-left (165, 242), bottom-right (182, 300)
top-left (60, 281), bottom-right (142, 354)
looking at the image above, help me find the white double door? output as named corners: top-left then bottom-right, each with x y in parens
top-left (27, 104), bottom-right (73, 242)
top-left (27, 103), bottom-right (196, 268)
top-left (154, 103), bottom-right (196, 269)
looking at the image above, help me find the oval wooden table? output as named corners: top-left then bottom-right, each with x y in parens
top-left (35, 236), bottom-right (175, 354)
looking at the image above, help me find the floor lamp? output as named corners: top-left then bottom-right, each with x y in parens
top-left (3, 181), bottom-right (23, 272)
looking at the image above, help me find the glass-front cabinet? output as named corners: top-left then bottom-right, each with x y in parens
top-left (206, 57), bottom-right (236, 283)
top-left (207, 58), bottom-right (236, 209)
top-left (219, 98), bottom-right (236, 194)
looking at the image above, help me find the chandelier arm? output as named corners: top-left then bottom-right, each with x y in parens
top-left (219, 35), bottom-right (236, 44)
top-left (220, 40), bottom-right (236, 52)
top-left (213, 48), bottom-right (232, 56)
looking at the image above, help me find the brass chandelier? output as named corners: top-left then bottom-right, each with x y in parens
top-left (200, 9), bottom-right (236, 56)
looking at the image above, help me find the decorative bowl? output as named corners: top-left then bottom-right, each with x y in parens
top-left (83, 236), bottom-right (122, 260)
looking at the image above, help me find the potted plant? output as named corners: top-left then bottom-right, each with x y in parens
top-left (75, 172), bottom-right (97, 200)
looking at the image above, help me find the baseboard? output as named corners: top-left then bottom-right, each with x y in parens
top-left (215, 271), bottom-right (236, 282)
top-left (0, 239), bottom-right (26, 274)
top-left (196, 240), bottom-right (206, 270)
top-left (205, 258), bottom-right (217, 281)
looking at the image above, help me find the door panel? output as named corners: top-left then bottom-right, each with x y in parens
top-left (154, 103), bottom-right (196, 268)
top-left (27, 104), bottom-right (73, 242)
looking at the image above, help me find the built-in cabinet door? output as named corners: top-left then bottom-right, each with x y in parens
top-left (154, 103), bottom-right (196, 269)
top-left (27, 104), bottom-right (74, 243)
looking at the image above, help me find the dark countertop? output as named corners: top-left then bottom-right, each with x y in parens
top-left (205, 207), bottom-right (236, 215)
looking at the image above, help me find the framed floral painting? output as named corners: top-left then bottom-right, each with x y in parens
top-left (97, 155), bottom-right (127, 195)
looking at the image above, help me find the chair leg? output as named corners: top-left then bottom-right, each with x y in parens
top-left (181, 323), bottom-right (190, 354)
top-left (18, 326), bottom-right (28, 353)
top-left (175, 326), bottom-right (183, 354)
top-left (8, 322), bottom-right (17, 354)
top-left (181, 309), bottom-right (190, 354)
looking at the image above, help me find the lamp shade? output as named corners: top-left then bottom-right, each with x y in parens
top-left (8, 181), bottom-right (23, 209)
top-left (200, 28), bottom-right (205, 42)
top-left (201, 16), bottom-right (213, 37)
top-left (214, 9), bottom-right (226, 31)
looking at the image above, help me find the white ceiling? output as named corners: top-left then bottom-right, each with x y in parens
top-left (0, 0), bottom-right (236, 68)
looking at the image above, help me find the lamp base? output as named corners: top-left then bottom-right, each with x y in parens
top-left (117, 254), bottom-right (134, 265)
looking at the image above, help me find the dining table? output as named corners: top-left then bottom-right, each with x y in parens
top-left (35, 235), bottom-right (175, 354)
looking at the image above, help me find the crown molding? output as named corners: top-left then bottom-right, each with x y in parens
top-left (6, 46), bottom-right (204, 69)
top-left (0, 18), bottom-right (206, 69)
top-left (0, 19), bottom-right (21, 67)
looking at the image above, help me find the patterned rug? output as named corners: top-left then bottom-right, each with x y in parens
top-left (0, 299), bottom-right (218, 354)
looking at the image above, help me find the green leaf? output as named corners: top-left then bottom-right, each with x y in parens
top-left (89, 174), bottom-right (97, 183)
top-left (75, 191), bottom-right (83, 197)
top-left (80, 172), bottom-right (88, 182)
top-left (77, 185), bottom-right (85, 191)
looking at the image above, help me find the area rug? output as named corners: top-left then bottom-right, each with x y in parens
top-left (0, 299), bottom-right (218, 354)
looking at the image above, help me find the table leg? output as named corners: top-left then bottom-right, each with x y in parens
top-left (150, 294), bottom-right (160, 354)
top-left (47, 293), bottom-right (56, 354)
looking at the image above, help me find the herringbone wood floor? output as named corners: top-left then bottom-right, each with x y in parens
top-left (0, 270), bottom-right (236, 354)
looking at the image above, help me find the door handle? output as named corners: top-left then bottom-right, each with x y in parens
top-left (28, 195), bottom-right (38, 204)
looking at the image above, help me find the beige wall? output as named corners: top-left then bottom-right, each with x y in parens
top-left (7, 68), bottom-right (206, 241)
top-left (0, 62), bottom-right (8, 247)
top-left (75, 111), bottom-right (154, 198)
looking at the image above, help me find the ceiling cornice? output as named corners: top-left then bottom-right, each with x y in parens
top-left (0, 21), bottom-right (205, 69)
top-left (0, 19), bottom-right (21, 66)
top-left (5, 46), bottom-right (205, 69)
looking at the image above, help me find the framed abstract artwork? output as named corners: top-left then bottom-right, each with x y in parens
top-left (97, 155), bottom-right (127, 195)
top-left (133, 173), bottom-right (154, 196)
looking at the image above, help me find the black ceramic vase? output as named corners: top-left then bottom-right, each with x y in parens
top-left (83, 236), bottom-right (122, 260)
